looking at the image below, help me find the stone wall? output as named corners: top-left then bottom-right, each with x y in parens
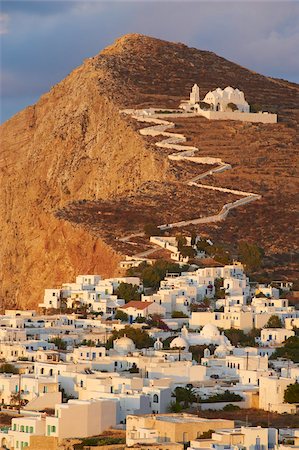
top-left (27, 436), bottom-right (59, 450)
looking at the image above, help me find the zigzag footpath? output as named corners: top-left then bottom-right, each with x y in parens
top-left (120, 109), bottom-right (261, 244)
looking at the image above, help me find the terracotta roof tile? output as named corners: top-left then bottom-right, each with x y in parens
top-left (120, 301), bottom-right (153, 310)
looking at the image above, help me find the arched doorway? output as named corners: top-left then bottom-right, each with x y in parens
top-left (216, 103), bottom-right (221, 111)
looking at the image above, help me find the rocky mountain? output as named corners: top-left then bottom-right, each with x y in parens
top-left (1, 33), bottom-right (298, 308)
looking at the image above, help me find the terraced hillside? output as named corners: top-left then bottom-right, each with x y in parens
top-left (1, 33), bottom-right (298, 308)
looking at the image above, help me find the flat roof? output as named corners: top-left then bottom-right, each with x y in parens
top-left (155, 415), bottom-right (230, 424)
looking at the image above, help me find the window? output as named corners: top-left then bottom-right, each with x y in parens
top-left (153, 394), bottom-right (159, 403)
top-left (29, 427), bottom-right (33, 433)
top-left (51, 426), bottom-right (56, 432)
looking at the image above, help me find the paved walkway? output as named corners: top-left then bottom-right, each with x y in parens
top-left (119, 109), bottom-right (261, 247)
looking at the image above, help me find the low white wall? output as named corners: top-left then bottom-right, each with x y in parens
top-left (198, 109), bottom-right (277, 123)
top-left (189, 181), bottom-right (258, 197)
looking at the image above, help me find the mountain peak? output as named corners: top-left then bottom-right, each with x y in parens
top-left (101, 33), bottom-right (174, 55)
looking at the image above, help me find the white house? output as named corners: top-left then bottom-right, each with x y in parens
top-left (10, 416), bottom-right (46, 449)
top-left (188, 426), bottom-right (278, 450)
top-left (118, 301), bottom-right (165, 321)
top-left (260, 328), bottom-right (294, 346)
top-left (259, 376), bottom-right (297, 414)
top-left (45, 398), bottom-right (117, 438)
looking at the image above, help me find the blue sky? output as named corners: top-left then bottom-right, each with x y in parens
top-left (1, 0), bottom-right (298, 123)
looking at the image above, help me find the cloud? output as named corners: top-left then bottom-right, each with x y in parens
top-left (1, 0), bottom-right (298, 123)
top-left (0, 13), bottom-right (9, 34)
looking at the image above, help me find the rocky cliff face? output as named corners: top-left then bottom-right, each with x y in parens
top-left (0, 40), bottom-right (168, 308)
top-left (1, 33), bottom-right (298, 308)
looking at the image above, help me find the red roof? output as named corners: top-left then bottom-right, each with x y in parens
top-left (121, 301), bottom-right (153, 310)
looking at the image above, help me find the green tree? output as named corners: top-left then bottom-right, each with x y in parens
top-left (196, 239), bottom-right (211, 253)
top-left (223, 404), bottom-right (241, 411)
top-left (180, 246), bottom-right (196, 258)
top-left (115, 282), bottom-right (141, 303)
top-left (265, 315), bottom-right (283, 328)
top-left (212, 245), bottom-right (231, 265)
top-left (80, 339), bottom-right (96, 347)
top-left (171, 311), bottom-right (189, 318)
top-left (189, 345), bottom-right (216, 363)
top-left (224, 329), bottom-right (258, 347)
top-left (144, 223), bottom-right (161, 237)
top-left (147, 314), bottom-right (169, 331)
top-left (199, 101), bottom-right (211, 111)
top-left (143, 260), bottom-right (187, 289)
top-left (168, 401), bottom-right (183, 413)
top-left (227, 102), bottom-right (238, 111)
top-left (250, 104), bottom-right (262, 113)
top-left (176, 234), bottom-right (187, 251)
top-left (173, 386), bottom-right (196, 408)
top-left (270, 336), bottom-right (299, 363)
top-left (50, 337), bottom-right (67, 350)
top-left (198, 430), bottom-right (215, 439)
top-left (203, 297), bottom-right (211, 308)
top-left (0, 363), bottom-right (18, 374)
top-left (237, 241), bottom-right (264, 272)
top-left (106, 326), bottom-right (154, 350)
top-left (163, 336), bottom-right (177, 349)
top-left (115, 310), bottom-right (129, 322)
top-left (214, 278), bottom-right (225, 299)
top-left (199, 390), bottom-right (243, 403)
top-left (191, 233), bottom-right (197, 246)
top-left (284, 382), bottom-right (299, 403)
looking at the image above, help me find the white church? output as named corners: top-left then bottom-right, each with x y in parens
top-left (181, 84), bottom-right (277, 123)
top-left (204, 86), bottom-right (250, 112)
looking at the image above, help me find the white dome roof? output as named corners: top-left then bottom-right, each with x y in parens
top-left (114, 335), bottom-right (136, 355)
top-left (170, 336), bottom-right (189, 350)
top-left (200, 324), bottom-right (220, 338)
top-left (214, 344), bottom-right (230, 357)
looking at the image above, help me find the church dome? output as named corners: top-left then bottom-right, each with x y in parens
top-left (200, 324), bottom-right (220, 339)
top-left (114, 335), bottom-right (136, 355)
top-left (170, 336), bottom-right (189, 350)
top-left (214, 344), bottom-right (230, 357)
